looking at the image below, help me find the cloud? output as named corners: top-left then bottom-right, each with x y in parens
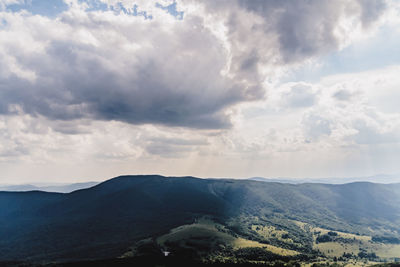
top-left (351, 118), bottom-right (400, 144)
top-left (302, 113), bottom-right (332, 141)
top-left (358, 0), bottom-right (387, 28)
top-left (0, 3), bottom-right (253, 129)
top-left (332, 89), bottom-right (355, 101)
top-left (0, 0), bottom-right (23, 10)
top-left (295, 66), bottom-right (400, 146)
top-left (145, 137), bottom-right (208, 158)
top-left (0, 0), bottom-right (388, 131)
top-left (209, 0), bottom-right (388, 65)
top-left (2, 0), bottom-right (68, 16)
top-left (1, 0), bottom-right (399, 182)
top-left (283, 84), bottom-right (317, 108)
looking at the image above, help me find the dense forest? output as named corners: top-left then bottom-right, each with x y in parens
top-left (1, 175), bottom-right (400, 266)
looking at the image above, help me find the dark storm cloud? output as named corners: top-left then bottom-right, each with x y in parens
top-left (0, 14), bottom-right (252, 129)
top-left (237, 0), bottom-right (387, 63)
top-left (201, 0), bottom-right (387, 67)
top-left (358, 0), bottom-right (387, 28)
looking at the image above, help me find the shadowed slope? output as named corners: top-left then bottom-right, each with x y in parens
top-left (0, 175), bottom-right (399, 262)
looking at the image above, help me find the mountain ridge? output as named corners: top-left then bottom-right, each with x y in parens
top-left (0, 181), bottom-right (99, 193)
top-left (1, 175), bottom-right (400, 263)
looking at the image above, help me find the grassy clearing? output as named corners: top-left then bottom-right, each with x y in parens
top-left (314, 240), bottom-right (400, 259)
top-left (292, 220), bottom-right (400, 261)
top-left (302, 260), bottom-right (380, 267)
top-left (156, 218), bottom-right (298, 256)
top-left (315, 241), bottom-right (360, 257)
top-left (233, 237), bottom-right (298, 256)
top-left (366, 243), bottom-right (400, 259)
top-left (251, 224), bottom-right (294, 243)
top-left (312, 226), bottom-right (371, 242)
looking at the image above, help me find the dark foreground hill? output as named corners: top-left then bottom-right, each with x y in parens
top-left (1, 175), bottom-right (400, 264)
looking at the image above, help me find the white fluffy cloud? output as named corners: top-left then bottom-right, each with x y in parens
top-left (227, 64), bottom-right (400, 176)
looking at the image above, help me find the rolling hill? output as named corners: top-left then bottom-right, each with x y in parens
top-left (0, 182), bottom-right (99, 193)
top-left (1, 175), bottom-right (400, 265)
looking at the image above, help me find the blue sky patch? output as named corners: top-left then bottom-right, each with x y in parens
top-left (81, 1), bottom-right (153, 19)
top-left (155, 1), bottom-right (183, 20)
top-left (6, 0), bottom-right (68, 17)
top-left (81, 0), bottom-right (108, 12)
top-left (283, 25), bottom-right (400, 83)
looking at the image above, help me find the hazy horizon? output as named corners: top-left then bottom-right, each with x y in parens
top-left (2, 172), bottom-right (400, 187)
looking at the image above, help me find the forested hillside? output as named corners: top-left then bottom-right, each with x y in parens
top-left (1, 175), bottom-right (400, 265)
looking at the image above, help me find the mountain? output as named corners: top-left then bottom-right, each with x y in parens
top-left (1, 175), bottom-right (400, 265)
top-left (0, 182), bottom-right (99, 193)
top-left (249, 173), bottom-right (400, 184)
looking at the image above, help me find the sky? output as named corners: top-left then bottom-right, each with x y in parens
top-left (1, 0), bottom-right (400, 183)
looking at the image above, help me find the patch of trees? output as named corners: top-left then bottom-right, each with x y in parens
top-left (315, 232), bottom-right (342, 243)
top-left (132, 239), bottom-right (163, 257)
top-left (48, 256), bottom-right (310, 267)
top-left (341, 252), bottom-right (354, 259)
top-left (226, 217), bottom-right (313, 254)
top-left (316, 234), bottom-right (333, 243)
top-left (357, 250), bottom-right (377, 260)
top-left (281, 233), bottom-right (290, 239)
top-left (232, 247), bottom-right (315, 263)
top-left (327, 231), bottom-right (337, 237)
top-left (234, 248), bottom-right (285, 261)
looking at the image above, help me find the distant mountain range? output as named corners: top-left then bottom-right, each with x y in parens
top-left (0, 182), bottom-right (99, 193)
top-left (249, 173), bottom-right (400, 184)
top-left (1, 174), bottom-right (399, 195)
top-left (1, 175), bottom-right (400, 265)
